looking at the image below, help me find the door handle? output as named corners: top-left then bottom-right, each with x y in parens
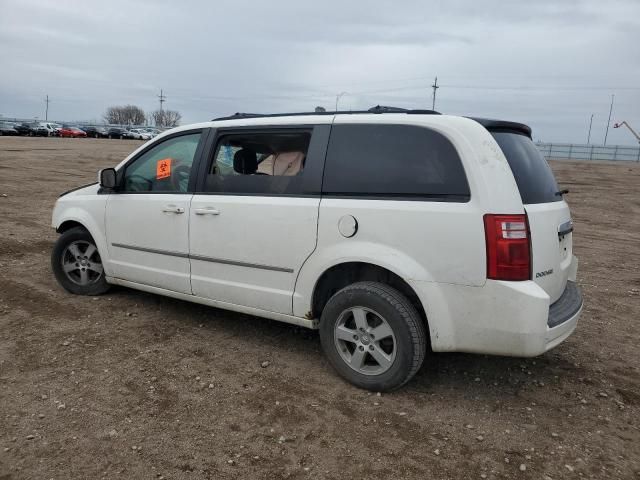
top-left (162, 206), bottom-right (185, 214)
top-left (194, 207), bottom-right (220, 216)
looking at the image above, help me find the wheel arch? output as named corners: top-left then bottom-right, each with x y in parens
top-left (52, 208), bottom-right (112, 276)
top-left (310, 261), bottom-right (429, 345)
top-left (56, 220), bottom-right (86, 234)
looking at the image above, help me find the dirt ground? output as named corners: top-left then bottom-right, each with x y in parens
top-left (0, 136), bottom-right (638, 480)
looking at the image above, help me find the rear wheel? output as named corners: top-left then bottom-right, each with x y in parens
top-left (51, 227), bottom-right (109, 296)
top-left (319, 281), bottom-right (427, 391)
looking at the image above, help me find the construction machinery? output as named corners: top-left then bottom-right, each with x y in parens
top-left (613, 121), bottom-right (640, 144)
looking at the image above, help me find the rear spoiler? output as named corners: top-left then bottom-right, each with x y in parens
top-left (467, 117), bottom-right (532, 138)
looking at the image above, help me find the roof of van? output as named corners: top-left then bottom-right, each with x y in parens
top-left (211, 106), bottom-right (532, 138)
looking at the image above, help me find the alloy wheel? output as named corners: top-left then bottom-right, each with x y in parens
top-left (61, 240), bottom-right (103, 286)
top-left (334, 306), bottom-right (397, 375)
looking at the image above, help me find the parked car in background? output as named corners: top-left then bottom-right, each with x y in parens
top-left (0, 122), bottom-right (19, 135)
top-left (58, 125), bottom-right (88, 138)
top-left (125, 128), bottom-right (151, 140)
top-left (34, 122), bottom-right (59, 136)
top-left (14, 123), bottom-right (38, 136)
top-left (107, 127), bottom-right (126, 139)
top-left (142, 128), bottom-right (161, 138)
top-left (81, 126), bottom-right (108, 138)
top-left (121, 129), bottom-right (137, 140)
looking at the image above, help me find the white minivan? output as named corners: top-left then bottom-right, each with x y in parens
top-left (51, 107), bottom-right (582, 391)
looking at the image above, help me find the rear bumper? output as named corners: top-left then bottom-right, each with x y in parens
top-left (545, 281), bottom-right (582, 352)
top-left (409, 264), bottom-right (582, 357)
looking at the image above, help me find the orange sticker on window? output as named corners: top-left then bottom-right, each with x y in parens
top-left (156, 158), bottom-right (172, 179)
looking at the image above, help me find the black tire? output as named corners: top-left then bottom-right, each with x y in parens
top-left (319, 281), bottom-right (427, 391)
top-left (51, 227), bottom-right (109, 296)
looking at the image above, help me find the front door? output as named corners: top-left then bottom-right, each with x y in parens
top-left (105, 131), bottom-right (205, 294)
top-left (189, 125), bottom-right (329, 314)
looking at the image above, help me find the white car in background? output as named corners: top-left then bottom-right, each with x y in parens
top-left (127, 128), bottom-right (152, 140)
top-left (143, 128), bottom-right (161, 138)
top-left (37, 122), bottom-right (59, 137)
top-left (50, 107), bottom-right (582, 391)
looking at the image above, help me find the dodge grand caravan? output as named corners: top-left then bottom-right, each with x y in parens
top-left (51, 107), bottom-right (583, 391)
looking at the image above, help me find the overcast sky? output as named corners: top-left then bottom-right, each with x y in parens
top-left (1, 0), bottom-right (639, 145)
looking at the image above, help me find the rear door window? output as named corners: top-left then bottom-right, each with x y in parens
top-left (491, 131), bottom-right (560, 204)
top-left (322, 124), bottom-right (470, 201)
top-left (200, 126), bottom-right (329, 196)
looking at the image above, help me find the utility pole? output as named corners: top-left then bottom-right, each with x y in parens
top-left (158, 89), bottom-right (166, 112)
top-left (335, 92), bottom-right (347, 111)
top-left (604, 94), bottom-right (614, 146)
top-left (45, 95), bottom-right (50, 121)
top-left (431, 76), bottom-right (439, 110)
top-left (587, 114), bottom-right (594, 144)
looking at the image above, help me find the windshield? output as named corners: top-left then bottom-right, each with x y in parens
top-left (492, 131), bottom-right (561, 204)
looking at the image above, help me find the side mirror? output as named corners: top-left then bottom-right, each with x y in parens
top-left (99, 168), bottom-right (117, 189)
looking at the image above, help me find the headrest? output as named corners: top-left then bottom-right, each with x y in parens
top-left (233, 148), bottom-right (257, 174)
top-left (272, 151), bottom-right (305, 176)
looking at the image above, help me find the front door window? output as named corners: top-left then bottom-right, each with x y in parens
top-left (123, 133), bottom-right (202, 193)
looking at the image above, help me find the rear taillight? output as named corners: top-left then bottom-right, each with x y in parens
top-left (484, 214), bottom-right (531, 281)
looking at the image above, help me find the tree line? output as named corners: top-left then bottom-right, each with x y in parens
top-left (103, 105), bottom-right (182, 128)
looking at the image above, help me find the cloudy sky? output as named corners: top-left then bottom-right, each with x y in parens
top-left (1, 0), bottom-right (639, 144)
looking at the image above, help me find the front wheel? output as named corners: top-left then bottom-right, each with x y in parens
top-left (319, 281), bottom-right (427, 391)
top-left (51, 227), bottom-right (109, 295)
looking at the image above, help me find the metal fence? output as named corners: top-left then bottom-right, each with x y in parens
top-left (536, 142), bottom-right (640, 162)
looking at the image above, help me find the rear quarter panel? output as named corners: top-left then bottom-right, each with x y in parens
top-left (293, 115), bottom-right (525, 318)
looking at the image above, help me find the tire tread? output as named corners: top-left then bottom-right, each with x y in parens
top-left (320, 281), bottom-right (427, 390)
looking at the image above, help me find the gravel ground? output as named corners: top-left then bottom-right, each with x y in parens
top-left (0, 137), bottom-right (639, 479)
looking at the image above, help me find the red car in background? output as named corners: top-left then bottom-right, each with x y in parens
top-left (58, 125), bottom-right (87, 138)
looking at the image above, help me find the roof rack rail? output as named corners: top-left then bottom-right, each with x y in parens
top-left (212, 107), bottom-right (440, 121)
top-left (367, 105), bottom-right (408, 113)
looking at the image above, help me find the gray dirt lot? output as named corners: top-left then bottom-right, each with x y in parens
top-left (0, 136), bottom-right (639, 479)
